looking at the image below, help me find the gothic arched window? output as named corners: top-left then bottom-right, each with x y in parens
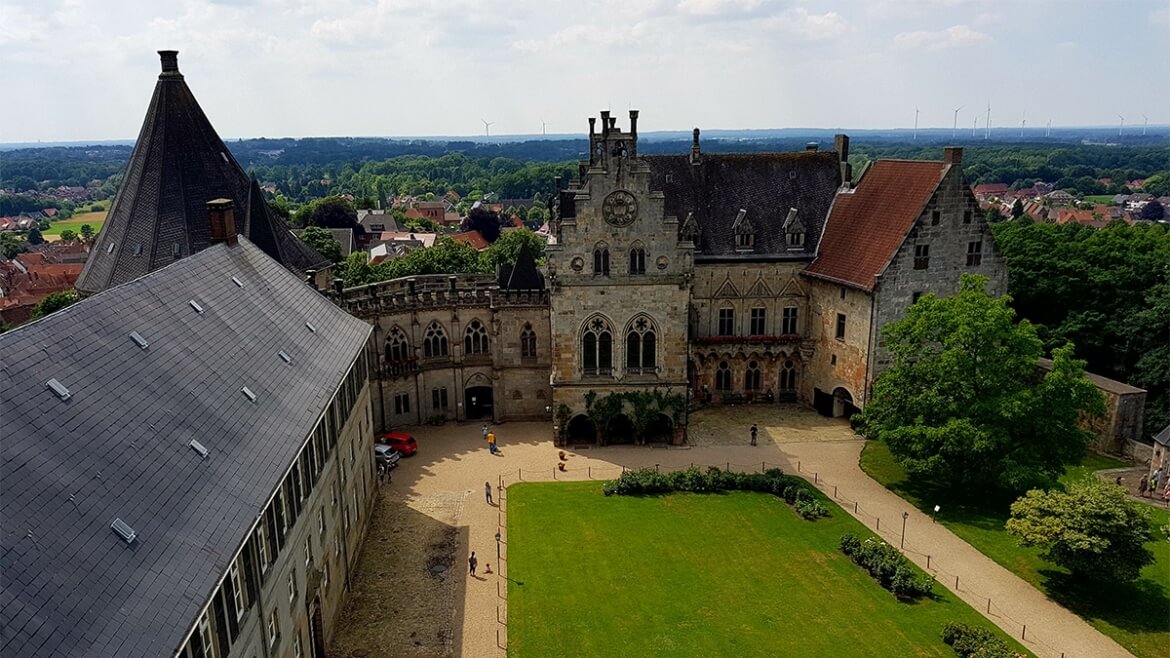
top-left (520, 323), bottom-right (537, 360)
top-left (582, 316), bottom-right (613, 375)
top-left (715, 361), bottom-right (732, 392)
top-left (780, 359), bottom-right (798, 392)
top-left (385, 327), bottom-right (409, 362)
top-left (745, 360), bottom-right (761, 391)
top-left (625, 315), bottom-right (657, 373)
top-left (629, 244), bottom-right (646, 275)
top-left (423, 322), bottom-right (448, 359)
top-left (593, 243), bottom-right (610, 276)
top-left (464, 319), bottom-right (488, 355)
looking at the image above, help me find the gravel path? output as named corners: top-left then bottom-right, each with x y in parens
top-left (330, 407), bottom-right (1135, 658)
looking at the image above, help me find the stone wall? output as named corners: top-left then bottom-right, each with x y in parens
top-left (803, 278), bottom-right (873, 415)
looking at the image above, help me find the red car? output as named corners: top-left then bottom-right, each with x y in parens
top-left (376, 432), bottom-right (417, 456)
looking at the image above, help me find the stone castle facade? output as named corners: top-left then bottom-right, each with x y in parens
top-left (341, 111), bottom-right (1007, 445)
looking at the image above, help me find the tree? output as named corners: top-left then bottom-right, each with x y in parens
top-left (58, 229), bottom-right (77, 242)
top-left (293, 196), bottom-right (364, 236)
top-left (482, 228), bottom-right (544, 271)
top-left (79, 224), bottom-right (94, 241)
top-left (26, 228), bottom-right (44, 245)
top-left (1007, 480), bottom-right (1154, 583)
top-left (858, 274), bottom-right (1104, 493)
top-left (0, 232), bottom-right (26, 259)
top-left (1140, 200), bottom-right (1164, 220)
top-left (338, 251), bottom-right (374, 287)
top-left (1010, 198), bottom-right (1024, 218)
top-left (464, 205), bottom-right (504, 243)
top-left (32, 291), bottom-right (79, 319)
top-left (297, 226), bottom-right (342, 263)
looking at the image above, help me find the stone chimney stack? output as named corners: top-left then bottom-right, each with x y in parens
top-left (690, 128), bottom-right (702, 164)
top-left (834, 134), bottom-right (852, 184)
top-left (207, 199), bottom-right (238, 246)
top-left (600, 111), bottom-right (611, 137)
top-left (158, 50), bottom-right (183, 80)
top-left (944, 147), bottom-right (963, 165)
top-left (629, 110), bottom-right (639, 157)
top-left (588, 117), bottom-right (596, 136)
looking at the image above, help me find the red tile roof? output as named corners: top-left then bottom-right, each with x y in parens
top-left (805, 160), bottom-right (947, 291)
top-left (450, 230), bottom-right (490, 250)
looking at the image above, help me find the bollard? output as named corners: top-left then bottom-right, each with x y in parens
top-left (955, 575), bottom-right (959, 589)
top-left (797, 461), bottom-right (801, 472)
top-left (588, 466), bottom-right (592, 479)
top-left (518, 468), bottom-right (522, 481)
top-left (553, 467), bottom-right (557, 480)
top-left (876, 517), bottom-right (880, 531)
top-left (833, 485), bottom-right (838, 498)
top-left (727, 462), bottom-right (731, 472)
top-left (814, 473), bottom-right (818, 484)
top-left (927, 555), bottom-right (931, 569)
top-left (762, 462), bottom-right (765, 473)
top-left (854, 501), bottom-right (858, 513)
top-left (987, 598), bottom-right (991, 614)
top-left (1021, 625), bottom-right (1026, 640)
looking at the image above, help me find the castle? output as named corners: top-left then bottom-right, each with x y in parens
top-left (342, 110), bottom-right (1006, 443)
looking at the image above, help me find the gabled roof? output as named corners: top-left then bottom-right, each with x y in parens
top-left (451, 230), bottom-right (490, 250)
top-left (1154, 424), bottom-right (1170, 447)
top-left (1, 237), bottom-right (370, 658)
top-left (645, 152), bottom-right (841, 259)
top-left (804, 160), bottom-right (947, 290)
top-left (77, 51), bottom-right (328, 294)
top-left (499, 248), bottom-right (545, 290)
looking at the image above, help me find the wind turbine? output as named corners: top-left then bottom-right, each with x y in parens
top-left (914, 107), bottom-right (919, 140)
top-left (481, 118), bottom-right (495, 137)
top-left (952, 106), bottom-right (963, 140)
top-left (540, 119), bottom-right (549, 136)
top-left (1117, 114), bottom-right (1125, 137)
top-left (1020, 112), bottom-right (1026, 138)
top-left (1142, 114), bottom-right (1149, 136)
top-left (1046, 119), bottom-right (1051, 138)
top-left (985, 102), bottom-right (992, 140)
top-left (972, 115), bottom-right (978, 137)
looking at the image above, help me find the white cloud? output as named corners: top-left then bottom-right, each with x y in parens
top-left (677, 0), bottom-right (764, 16)
top-left (1151, 7), bottom-right (1170, 26)
top-left (894, 24), bottom-right (990, 50)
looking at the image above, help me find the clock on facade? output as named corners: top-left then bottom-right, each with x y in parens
top-left (602, 190), bottom-right (638, 227)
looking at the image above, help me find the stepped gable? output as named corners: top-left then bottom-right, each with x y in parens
top-left (77, 51), bottom-right (328, 294)
top-left (645, 150), bottom-right (841, 259)
top-left (805, 159), bottom-right (947, 290)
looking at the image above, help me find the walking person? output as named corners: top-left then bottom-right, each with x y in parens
top-left (488, 431), bottom-right (497, 455)
top-left (1139, 475), bottom-right (1149, 497)
top-left (469, 552), bottom-right (478, 576)
top-left (482, 424), bottom-right (489, 440)
top-left (750, 423), bottom-right (758, 447)
top-left (485, 481), bottom-right (494, 505)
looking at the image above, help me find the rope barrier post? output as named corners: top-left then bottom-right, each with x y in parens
top-left (927, 555), bottom-right (931, 569)
top-left (1021, 625), bottom-right (1026, 640)
top-left (814, 472), bottom-right (818, 484)
top-left (876, 517), bottom-right (880, 531)
top-left (588, 466), bottom-right (592, 479)
top-left (762, 462), bottom-right (765, 473)
top-left (833, 485), bottom-right (837, 498)
top-left (955, 575), bottom-right (959, 590)
top-left (553, 466), bottom-right (557, 480)
top-left (854, 501), bottom-right (858, 513)
top-left (518, 468), bottom-right (522, 481)
top-left (797, 461), bottom-right (801, 472)
top-left (986, 598), bottom-right (991, 614)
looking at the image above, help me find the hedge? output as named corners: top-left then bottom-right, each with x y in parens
top-left (839, 533), bottom-right (934, 599)
top-left (941, 622), bottom-right (1025, 658)
top-left (603, 467), bottom-right (829, 520)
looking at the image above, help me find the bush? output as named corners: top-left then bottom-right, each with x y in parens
top-left (838, 533), bottom-right (934, 599)
top-left (603, 467), bottom-right (828, 521)
top-left (795, 498), bottom-right (829, 520)
top-left (941, 622), bottom-right (1024, 658)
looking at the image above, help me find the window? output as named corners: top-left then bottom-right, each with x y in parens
top-left (966, 241), bottom-right (982, 266)
top-left (353, 491), bottom-right (360, 521)
top-left (318, 508), bottom-right (326, 536)
top-left (520, 323), bottom-right (537, 360)
top-left (624, 315), bottom-right (657, 372)
top-left (230, 562), bottom-right (245, 620)
top-left (344, 505), bottom-right (351, 532)
top-left (582, 316), bottom-right (613, 375)
top-left (274, 490), bottom-right (287, 536)
top-left (835, 313), bottom-right (846, 341)
top-left (423, 322), bottom-right (448, 358)
top-left (370, 223), bottom-right (385, 232)
top-left (394, 393), bottom-right (410, 415)
top-left (629, 245), bottom-right (646, 275)
top-left (930, 210), bottom-right (941, 225)
top-left (464, 319), bottom-right (488, 355)
top-left (385, 327), bottom-right (409, 362)
top-left (593, 244), bottom-right (610, 275)
top-left (268, 610), bottom-right (279, 648)
top-left (331, 483), bottom-right (338, 508)
top-left (733, 209), bottom-right (755, 250)
top-left (294, 634), bottom-right (303, 658)
top-left (840, 287), bottom-right (846, 300)
top-left (963, 209), bottom-right (973, 224)
top-left (287, 570), bottom-right (297, 603)
top-left (745, 361), bottom-right (761, 391)
top-left (781, 307), bottom-right (798, 335)
top-left (322, 561), bottom-right (330, 590)
top-left (779, 360), bottom-right (797, 392)
top-left (914, 244), bottom-right (930, 270)
top-left (831, 354), bottom-right (837, 366)
top-left (717, 308), bottom-right (734, 336)
top-left (304, 537), bottom-right (312, 567)
top-left (787, 231), bottom-right (805, 247)
top-left (198, 613), bottom-right (214, 658)
top-left (912, 291), bottom-right (923, 305)
top-left (256, 524), bottom-right (270, 573)
top-left (715, 361), bottom-right (732, 392)
top-left (334, 535), bottom-right (341, 557)
top-left (749, 308), bottom-right (766, 336)
top-left (432, 387), bottom-right (449, 410)
top-left (736, 232), bottom-right (755, 249)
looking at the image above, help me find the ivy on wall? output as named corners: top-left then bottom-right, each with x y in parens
top-left (581, 389), bottom-right (686, 441)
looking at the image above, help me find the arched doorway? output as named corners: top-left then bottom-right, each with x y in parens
top-left (566, 415), bottom-right (596, 443)
top-left (465, 386), bottom-right (493, 420)
top-left (645, 414), bottom-right (674, 444)
top-left (832, 387), bottom-right (859, 419)
top-left (606, 414), bottom-right (636, 445)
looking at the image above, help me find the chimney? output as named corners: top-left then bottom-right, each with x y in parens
top-left (600, 111), bottom-right (611, 136)
top-left (805, 142), bottom-right (819, 152)
top-left (554, 175), bottom-right (562, 191)
top-left (834, 134), bottom-right (852, 185)
top-left (588, 117), bottom-right (596, 136)
top-left (690, 127), bottom-right (702, 164)
top-left (207, 199), bottom-right (237, 246)
top-left (629, 110), bottom-right (639, 157)
top-left (944, 147), bottom-right (963, 165)
top-left (158, 50), bottom-right (183, 80)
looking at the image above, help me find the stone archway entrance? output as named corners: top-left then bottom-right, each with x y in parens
top-left (465, 386), bottom-right (493, 420)
top-left (832, 387), bottom-right (859, 419)
top-left (606, 414), bottom-right (636, 445)
top-left (645, 414), bottom-right (674, 444)
top-left (566, 415), bottom-right (596, 444)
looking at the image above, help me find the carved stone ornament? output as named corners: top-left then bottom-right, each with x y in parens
top-left (571, 256), bottom-right (585, 271)
top-left (602, 190), bottom-right (638, 227)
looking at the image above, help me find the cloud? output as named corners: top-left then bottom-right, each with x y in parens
top-left (1151, 7), bottom-right (1170, 26)
top-left (894, 24), bottom-right (990, 50)
top-left (762, 8), bottom-right (850, 41)
top-left (677, 0), bottom-right (764, 16)
top-left (512, 21), bottom-right (651, 53)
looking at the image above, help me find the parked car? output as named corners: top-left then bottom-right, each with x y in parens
top-left (376, 431), bottom-right (417, 457)
top-left (374, 444), bottom-right (402, 469)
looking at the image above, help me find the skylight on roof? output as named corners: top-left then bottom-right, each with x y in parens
top-left (107, 243), bottom-right (115, 254)
top-left (134, 244), bottom-right (142, 256)
top-left (172, 243), bottom-right (180, 257)
top-left (189, 439), bottom-right (209, 459)
top-left (189, 300), bottom-right (204, 314)
top-left (46, 379), bottom-right (71, 401)
top-left (305, 322), bottom-right (317, 333)
top-left (241, 386), bottom-right (257, 403)
top-left (231, 276), bottom-right (243, 288)
top-left (220, 152), bottom-right (229, 163)
top-left (129, 331), bottom-right (149, 349)
top-left (278, 351), bottom-right (291, 364)
top-left (111, 518), bottom-right (137, 544)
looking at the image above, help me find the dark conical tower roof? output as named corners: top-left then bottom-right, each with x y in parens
top-left (77, 51), bottom-right (329, 294)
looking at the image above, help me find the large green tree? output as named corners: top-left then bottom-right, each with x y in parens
top-left (482, 228), bottom-right (545, 271)
top-left (32, 290), bottom-right (79, 319)
top-left (297, 225), bottom-right (342, 263)
top-left (1007, 480), bottom-right (1154, 583)
top-left (858, 274), bottom-right (1104, 492)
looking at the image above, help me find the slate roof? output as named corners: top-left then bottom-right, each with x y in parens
top-left (76, 51), bottom-right (328, 294)
top-left (804, 160), bottom-right (948, 290)
top-left (644, 152), bottom-right (841, 259)
top-left (1154, 425), bottom-right (1170, 447)
top-left (498, 248), bottom-right (545, 290)
top-left (0, 237), bottom-right (371, 658)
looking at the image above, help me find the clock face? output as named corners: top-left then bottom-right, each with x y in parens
top-left (602, 190), bottom-right (638, 227)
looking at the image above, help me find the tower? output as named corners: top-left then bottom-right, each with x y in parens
top-left (545, 111), bottom-right (694, 445)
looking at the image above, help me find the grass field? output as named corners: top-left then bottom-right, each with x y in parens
top-left (1082, 195), bottom-right (1116, 204)
top-left (507, 482), bottom-right (1032, 658)
top-left (42, 210), bottom-right (107, 239)
top-left (860, 440), bottom-right (1170, 658)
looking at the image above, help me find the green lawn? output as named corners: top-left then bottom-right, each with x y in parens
top-left (42, 210), bottom-right (107, 239)
top-left (507, 482), bottom-right (1032, 658)
top-left (1082, 195), bottom-right (1116, 204)
top-left (860, 440), bottom-right (1170, 658)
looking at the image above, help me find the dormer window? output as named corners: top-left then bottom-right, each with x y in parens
top-left (732, 209), bottom-right (754, 251)
top-left (783, 208), bottom-right (806, 249)
top-left (680, 212), bottom-right (700, 246)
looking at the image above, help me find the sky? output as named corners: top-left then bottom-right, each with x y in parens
top-left (1, 0), bottom-right (1168, 142)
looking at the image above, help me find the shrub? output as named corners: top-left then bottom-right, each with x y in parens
top-left (941, 622), bottom-right (1024, 658)
top-left (839, 534), bottom-right (933, 599)
top-left (603, 467), bottom-right (828, 521)
top-left (795, 498), bottom-right (829, 520)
